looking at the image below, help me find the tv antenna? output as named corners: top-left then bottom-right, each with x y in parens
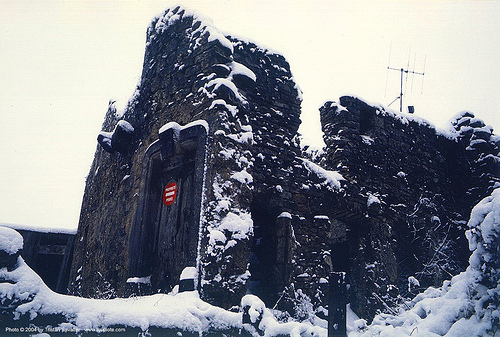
top-left (385, 46), bottom-right (426, 113)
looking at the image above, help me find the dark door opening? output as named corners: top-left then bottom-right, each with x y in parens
top-left (248, 195), bottom-right (277, 305)
top-left (248, 195), bottom-right (293, 307)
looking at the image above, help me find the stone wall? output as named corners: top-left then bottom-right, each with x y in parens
top-left (199, 37), bottom-right (303, 307)
top-left (70, 6), bottom-right (246, 298)
top-left (69, 6), bottom-right (304, 307)
top-left (318, 96), bottom-right (490, 317)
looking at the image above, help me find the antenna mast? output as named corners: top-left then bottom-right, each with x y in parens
top-left (387, 52), bottom-right (425, 113)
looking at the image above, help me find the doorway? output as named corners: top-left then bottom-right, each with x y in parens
top-left (129, 121), bottom-right (207, 292)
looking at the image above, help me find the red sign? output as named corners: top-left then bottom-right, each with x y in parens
top-left (163, 182), bottom-right (178, 206)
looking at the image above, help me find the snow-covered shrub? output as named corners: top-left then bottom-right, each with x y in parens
top-left (0, 227), bottom-right (23, 271)
top-left (241, 294), bottom-right (327, 337)
top-left (0, 227), bottom-right (23, 256)
top-left (466, 188), bottom-right (500, 290)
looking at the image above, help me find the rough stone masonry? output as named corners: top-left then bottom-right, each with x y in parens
top-left (69, 6), bottom-right (500, 320)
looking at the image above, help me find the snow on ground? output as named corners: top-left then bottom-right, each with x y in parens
top-left (2, 258), bottom-right (236, 332)
top-left (0, 227), bottom-right (326, 336)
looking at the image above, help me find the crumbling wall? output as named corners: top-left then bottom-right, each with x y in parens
top-left (318, 96), bottom-right (493, 318)
top-left (201, 38), bottom-right (304, 307)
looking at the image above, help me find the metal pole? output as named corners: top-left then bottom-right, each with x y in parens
top-left (387, 58), bottom-right (425, 113)
top-left (400, 68), bottom-right (403, 112)
top-left (328, 272), bottom-right (347, 337)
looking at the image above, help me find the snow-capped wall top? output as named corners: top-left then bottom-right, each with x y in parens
top-left (332, 95), bottom-right (458, 140)
top-left (452, 110), bottom-right (499, 147)
top-left (450, 110), bottom-right (500, 203)
top-left (147, 6), bottom-right (233, 56)
top-left (0, 222), bottom-right (77, 235)
top-left (158, 120), bottom-right (209, 135)
top-left (0, 226), bottom-right (24, 255)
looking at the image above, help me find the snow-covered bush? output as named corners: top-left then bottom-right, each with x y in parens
top-left (350, 188), bottom-right (500, 336)
top-left (466, 188), bottom-right (500, 290)
top-left (241, 294), bottom-right (327, 337)
top-left (0, 227), bottom-right (23, 256)
top-left (0, 227), bottom-right (23, 272)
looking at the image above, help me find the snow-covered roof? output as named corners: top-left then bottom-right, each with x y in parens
top-left (0, 223), bottom-right (77, 235)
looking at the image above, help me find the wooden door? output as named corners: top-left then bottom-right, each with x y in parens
top-left (150, 153), bottom-right (197, 291)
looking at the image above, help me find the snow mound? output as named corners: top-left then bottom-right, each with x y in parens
top-left (0, 258), bottom-right (239, 332)
top-left (0, 226), bottom-right (24, 255)
top-left (0, 246), bottom-right (326, 336)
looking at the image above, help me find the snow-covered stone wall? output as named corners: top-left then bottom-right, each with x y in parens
top-left (69, 5), bottom-right (305, 309)
top-left (67, 4), bottom-right (500, 324)
top-left (319, 95), bottom-right (499, 318)
top-left (70, 5), bottom-right (258, 299)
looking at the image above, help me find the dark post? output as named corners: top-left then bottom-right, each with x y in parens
top-left (328, 271), bottom-right (347, 337)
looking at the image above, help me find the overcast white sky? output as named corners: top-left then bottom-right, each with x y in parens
top-left (1, 0), bottom-right (499, 231)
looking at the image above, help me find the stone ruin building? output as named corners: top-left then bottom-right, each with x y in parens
top-left (67, 6), bottom-right (500, 320)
